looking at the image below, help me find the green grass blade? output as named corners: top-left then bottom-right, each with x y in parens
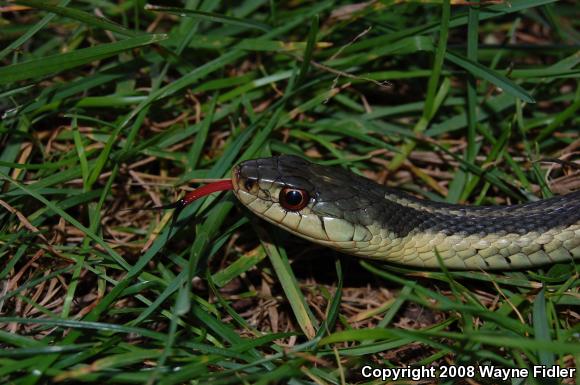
top-left (145, 5), bottom-right (272, 32)
top-left (260, 227), bottom-right (319, 339)
top-left (11, 0), bottom-right (140, 37)
top-left (445, 51), bottom-right (535, 103)
top-left (0, 34), bottom-right (167, 85)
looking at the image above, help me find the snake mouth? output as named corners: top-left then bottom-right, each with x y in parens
top-left (231, 163), bottom-right (254, 198)
top-left (231, 164), bottom-right (241, 192)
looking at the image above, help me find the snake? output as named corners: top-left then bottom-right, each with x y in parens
top-left (224, 155), bottom-right (580, 270)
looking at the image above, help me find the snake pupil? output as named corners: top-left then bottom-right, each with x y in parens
top-left (286, 190), bottom-right (302, 205)
top-left (280, 188), bottom-right (309, 211)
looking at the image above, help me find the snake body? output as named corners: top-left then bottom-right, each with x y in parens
top-left (231, 155), bottom-right (580, 270)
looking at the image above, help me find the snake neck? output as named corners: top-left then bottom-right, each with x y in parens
top-left (347, 189), bottom-right (580, 269)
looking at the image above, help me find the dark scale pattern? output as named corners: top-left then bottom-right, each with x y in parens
top-left (409, 195), bottom-right (580, 237)
top-left (239, 155), bottom-right (580, 238)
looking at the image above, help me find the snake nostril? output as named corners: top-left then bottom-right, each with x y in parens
top-left (244, 178), bottom-right (256, 191)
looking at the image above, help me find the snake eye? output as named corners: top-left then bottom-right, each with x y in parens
top-left (279, 188), bottom-right (309, 211)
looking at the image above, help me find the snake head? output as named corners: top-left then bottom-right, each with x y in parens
top-left (232, 155), bottom-right (316, 216)
top-left (231, 155), bottom-right (381, 246)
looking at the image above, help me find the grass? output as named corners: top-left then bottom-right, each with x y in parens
top-left (0, 0), bottom-right (579, 384)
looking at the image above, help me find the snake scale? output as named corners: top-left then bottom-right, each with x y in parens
top-left (229, 155), bottom-right (580, 270)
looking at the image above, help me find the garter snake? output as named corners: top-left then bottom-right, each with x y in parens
top-left (231, 155), bottom-right (580, 270)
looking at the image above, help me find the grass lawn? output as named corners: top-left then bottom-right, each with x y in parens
top-left (0, 0), bottom-right (579, 384)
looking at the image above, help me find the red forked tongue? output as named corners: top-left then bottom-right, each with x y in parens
top-left (152, 179), bottom-right (234, 232)
top-left (134, 179), bottom-right (234, 214)
top-left (179, 179), bottom-right (234, 206)
top-left (127, 179), bottom-right (234, 236)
